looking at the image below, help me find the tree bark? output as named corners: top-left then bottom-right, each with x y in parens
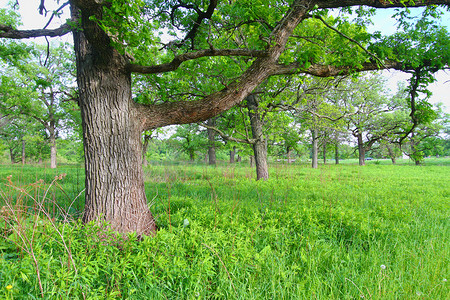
top-left (73, 16), bottom-right (156, 236)
top-left (247, 95), bottom-right (268, 180)
top-left (357, 131), bottom-right (366, 166)
top-left (311, 128), bottom-right (318, 169)
top-left (207, 118), bottom-right (216, 165)
top-left (323, 141), bottom-right (327, 165)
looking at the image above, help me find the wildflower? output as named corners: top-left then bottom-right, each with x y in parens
top-left (443, 278), bottom-right (447, 282)
top-left (6, 284), bottom-right (12, 290)
top-left (380, 264), bottom-right (386, 270)
top-left (183, 219), bottom-right (189, 227)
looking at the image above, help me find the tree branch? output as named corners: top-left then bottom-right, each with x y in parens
top-left (171, 0), bottom-right (219, 49)
top-left (310, 14), bottom-right (385, 68)
top-left (127, 48), bottom-right (268, 74)
top-left (0, 24), bottom-right (72, 39)
top-left (199, 122), bottom-right (256, 144)
top-left (271, 61), bottom-right (404, 77)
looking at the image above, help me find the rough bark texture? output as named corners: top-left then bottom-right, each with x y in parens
top-left (311, 128), bottom-right (318, 169)
top-left (72, 7), bottom-right (156, 236)
top-left (207, 118), bottom-right (216, 165)
top-left (247, 95), bottom-right (269, 180)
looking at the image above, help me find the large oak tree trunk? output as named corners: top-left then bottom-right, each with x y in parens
top-left (311, 128), bottom-right (318, 169)
top-left (247, 95), bottom-right (268, 180)
top-left (73, 21), bottom-right (156, 236)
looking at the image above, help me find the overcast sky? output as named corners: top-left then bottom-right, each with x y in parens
top-left (2, 1), bottom-right (449, 113)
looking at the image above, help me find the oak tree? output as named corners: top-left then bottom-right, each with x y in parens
top-left (1, 0), bottom-right (448, 236)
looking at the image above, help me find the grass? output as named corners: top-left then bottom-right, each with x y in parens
top-left (0, 160), bottom-right (449, 299)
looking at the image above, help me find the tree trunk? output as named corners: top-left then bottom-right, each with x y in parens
top-left (21, 139), bottom-right (25, 165)
top-left (49, 133), bottom-right (57, 169)
top-left (9, 147), bottom-right (15, 164)
top-left (335, 142), bottom-right (339, 165)
top-left (207, 118), bottom-right (216, 165)
top-left (311, 128), bottom-right (318, 169)
top-left (357, 132), bottom-right (366, 166)
top-left (386, 144), bottom-right (396, 164)
top-left (323, 141), bottom-right (327, 165)
top-left (411, 133), bottom-right (421, 165)
top-left (247, 95), bottom-right (268, 180)
top-left (237, 155), bottom-right (241, 162)
top-left (230, 146), bottom-right (236, 163)
top-left (73, 23), bottom-right (156, 236)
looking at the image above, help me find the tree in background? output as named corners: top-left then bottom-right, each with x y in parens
top-left (0, 43), bottom-right (77, 168)
top-left (170, 124), bottom-right (207, 161)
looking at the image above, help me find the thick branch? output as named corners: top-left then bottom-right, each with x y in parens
top-left (0, 24), bottom-right (72, 39)
top-left (271, 61), bottom-right (404, 77)
top-left (174, 0), bottom-right (219, 48)
top-left (127, 49), bottom-right (268, 74)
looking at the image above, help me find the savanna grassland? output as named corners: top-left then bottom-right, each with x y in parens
top-left (0, 159), bottom-right (449, 299)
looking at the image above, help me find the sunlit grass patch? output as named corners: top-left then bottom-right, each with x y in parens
top-left (0, 162), bottom-right (449, 298)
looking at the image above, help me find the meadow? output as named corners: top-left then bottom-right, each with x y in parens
top-left (0, 159), bottom-right (449, 299)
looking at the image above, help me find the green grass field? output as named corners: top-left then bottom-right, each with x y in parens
top-left (0, 160), bottom-right (449, 299)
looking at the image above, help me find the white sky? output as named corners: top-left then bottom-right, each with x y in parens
top-left (1, 1), bottom-right (449, 113)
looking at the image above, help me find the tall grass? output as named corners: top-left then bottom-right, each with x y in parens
top-left (0, 161), bottom-right (448, 299)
